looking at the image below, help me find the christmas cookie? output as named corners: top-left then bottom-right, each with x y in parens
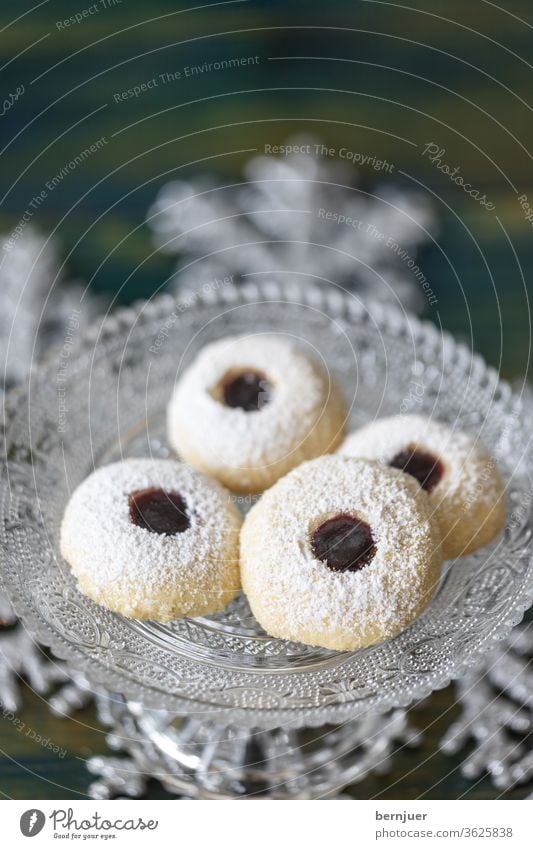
top-left (240, 455), bottom-right (442, 650)
top-left (167, 334), bottom-right (347, 492)
top-left (60, 458), bottom-right (242, 620)
top-left (339, 414), bottom-right (505, 558)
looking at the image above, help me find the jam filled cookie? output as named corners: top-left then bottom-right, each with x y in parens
top-left (240, 455), bottom-right (442, 651)
top-left (60, 458), bottom-right (242, 620)
top-left (167, 334), bottom-right (347, 492)
top-left (339, 414), bottom-right (505, 559)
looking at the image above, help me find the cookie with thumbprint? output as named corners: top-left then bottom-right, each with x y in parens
top-left (338, 414), bottom-right (506, 559)
top-left (240, 455), bottom-right (443, 651)
top-left (167, 334), bottom-right (347, 492)
top-left (60, 458), bottom-right (242, 620)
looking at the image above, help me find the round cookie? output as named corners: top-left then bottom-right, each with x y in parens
top-left (338, 414), bottom-right (506, 559)
top-left (167, 334), bottom-right (347, 493)
top-left (61, 458), bottom-right (242, 620)
top-left (240, 455), bottom-right (442, 651)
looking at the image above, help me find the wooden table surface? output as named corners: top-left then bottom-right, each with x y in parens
top-left (1, 0), bottom-right (532, 799)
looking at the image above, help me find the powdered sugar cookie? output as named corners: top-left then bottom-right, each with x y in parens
top-left (240, 455), bottom-right (442, 651)
top-left (60, 458), bottom-right (242, 620)
top-left (339, 414), bottom-right (505, 559)
top-left (167, 334), bottom-right (347, 492)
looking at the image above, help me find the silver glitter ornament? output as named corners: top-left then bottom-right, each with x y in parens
top-left (442, 621), bottom-right (533, 791)
top-left (148, 136), bottom-right (437, 313)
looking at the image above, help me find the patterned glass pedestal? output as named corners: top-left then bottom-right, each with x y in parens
top-left (1, 284), bottom-right (532, 799)
top-left (86, 698), bottom-right (420, 799)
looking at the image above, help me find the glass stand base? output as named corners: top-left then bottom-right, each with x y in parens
top-left (86, 697), bottom-right (421, 800)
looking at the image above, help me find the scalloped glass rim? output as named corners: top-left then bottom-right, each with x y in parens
top-left (1, 281), bottom-right (532, 728)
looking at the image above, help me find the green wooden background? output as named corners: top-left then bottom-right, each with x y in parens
top-left (1, 0), bottom-right (532, 799)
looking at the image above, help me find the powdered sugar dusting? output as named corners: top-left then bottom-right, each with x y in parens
top-left (240, 455), bottom-right (442, 650)
top-left (167, 334), bottom-right (346, 490)
top-left (338, 414), bottom-right (505, 558)
top-left (60, 458), bottom-right (242, 620)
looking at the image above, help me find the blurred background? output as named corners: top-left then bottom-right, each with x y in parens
top-left (1, 0), bottom-right (532, 799)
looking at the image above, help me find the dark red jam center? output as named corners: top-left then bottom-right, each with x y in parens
top-left (222, 370), bottom-right (271, 412)
top-left (389, 445), bottom-right (443, 492)
top-left (129, 488), bottom-right (190, 535)
top-left (311, 514), bottom-right (377, 573)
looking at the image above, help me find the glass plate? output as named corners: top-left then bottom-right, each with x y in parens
top-left (1, 282), bottom-right (532, 728)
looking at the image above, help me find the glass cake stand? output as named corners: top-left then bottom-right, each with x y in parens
top-left (1, 282), bottom-right (532, 798)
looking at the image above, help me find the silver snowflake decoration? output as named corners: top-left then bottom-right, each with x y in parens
top-left (0, 227), bottom-right (104, 713)
top-left (0, 228), bottom-right (59, 390)
top-left (147, 137), bottom-right (437, 312)
top-left (0, 611), bottom-right (69, 712)
top-left (0, 227), bottom-right (103, 393)
top-left (441, 621), bottom-right (533, 791)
